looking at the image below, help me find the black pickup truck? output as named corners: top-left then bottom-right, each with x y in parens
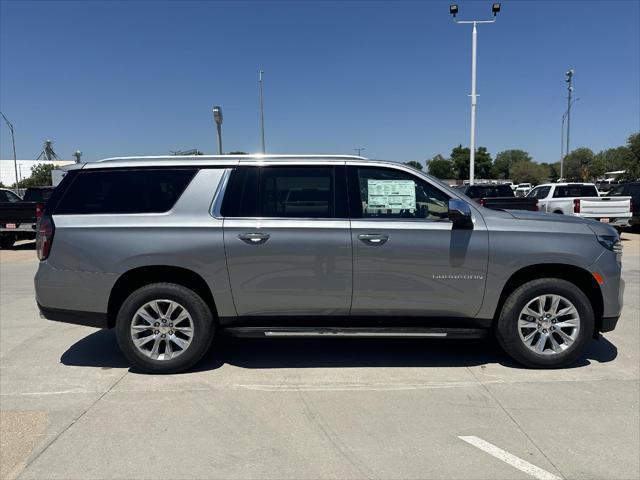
top-left (456, 184), bottom-right (538, 211)
top-left (0, 187), bottom-right (54, 248)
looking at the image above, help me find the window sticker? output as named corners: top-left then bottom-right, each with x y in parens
top-left (367, 179), bottom-right (416, 211)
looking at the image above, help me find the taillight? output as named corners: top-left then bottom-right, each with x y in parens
top-left (573, 199), bottom-right (581, 213)
top-left (533, 201), bottom-right (539, 211)
top-left (479, 199), bottom-right (486, 207)
top-left (35, 202), bottom-right (44, 219)
top-left (36, 216), bottom-right (55, 261)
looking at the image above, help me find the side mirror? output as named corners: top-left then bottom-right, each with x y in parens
top-left (448, 199), bottom-right (473, 229)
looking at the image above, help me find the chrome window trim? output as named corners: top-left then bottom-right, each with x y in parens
top-left (210, 168), bottom-right (232, 219)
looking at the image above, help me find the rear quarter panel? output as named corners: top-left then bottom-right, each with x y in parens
top-left (37, 169), bottom-right (236, 316)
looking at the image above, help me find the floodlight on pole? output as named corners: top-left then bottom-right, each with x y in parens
top-left (0, 112), bottom-right (19, 195)
top-left (450, 3), bottom-right (501, 185)
top-left (213, 106), bottom-right (223, 155)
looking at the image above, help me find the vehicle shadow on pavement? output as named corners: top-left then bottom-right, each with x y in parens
top-left (60, 329), bottom-right (618, 373)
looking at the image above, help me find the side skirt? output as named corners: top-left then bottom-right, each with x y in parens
top-left (224, 326), bottom-right (488, 339)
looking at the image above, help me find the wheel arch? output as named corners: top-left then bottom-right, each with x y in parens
top-left (494, 263), bottom-right (603, 337)
top-left (107, 265), bottom-right (218, 328)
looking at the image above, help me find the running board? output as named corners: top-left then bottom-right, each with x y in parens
top-left (224, 326), bottom-right (488, 339)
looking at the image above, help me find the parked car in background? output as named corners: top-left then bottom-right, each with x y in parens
top-left (515, 183), bottom-right (532, 197)
top-left (0, 186), bottom-right (53, 248)
top-left (606, 182), bottom-right (640, 230)
top-left (36, 155), bottom-right (624, 373)
top-left (456, 184), bottom-right (538, 211)
top-left (528, 183), bottom-right (632, 227)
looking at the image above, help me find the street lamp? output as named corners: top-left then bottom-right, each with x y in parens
top-left (560, 97), bottom-right (580, 179)
top-left (213, 106), bottom-right (223, 155)
top-left (450, 3), bottom-right (501, 185)
top-left (354, 147), bottom-right (365, 157)
top-left (0, 112), bottom-right (19, 195)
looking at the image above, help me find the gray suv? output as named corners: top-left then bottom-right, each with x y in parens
top-left (35, 155), bottom-right (624, 373)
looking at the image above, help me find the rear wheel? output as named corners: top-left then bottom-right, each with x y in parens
top-left (496, 278), bottom-right (594, 368)
top-left (116, 283), bottom-right (215, 373)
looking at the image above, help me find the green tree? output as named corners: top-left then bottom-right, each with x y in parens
top-left (623, 132), bottom-right (640, 180)
top-left (510, 160), bottom-right (547, 184)
top-left (591, 146), bottom-right (633, 178)
top-left (451, 145), bottom-right (492, 180)
top-left (403, 160), bottom-right (423, 171)
top-left (19, 163), bottom-right (56, 187)
top-left (493, 149), bottom-right (532, 179)
top-left (427, 154), bottom-right (453, 179)
top-left (539, 162), bottom-right (560, 182)
top-left (563, 148), bottom-right (595, 181)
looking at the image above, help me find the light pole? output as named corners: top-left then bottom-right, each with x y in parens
top-left (354, 147), bottom-right (365, 157)
top-left (565, 69), bottom-right (574, 160)
top-left (0, 112), bottom-right (19, 195)
top-left (450, 3), bottom-right (501, 185)
top-left (259, 69), bottom-right (266, 153)
top-left (560, 97), bottom-right (579, 180)
top-left (213, 106), bottom-right (223, 155)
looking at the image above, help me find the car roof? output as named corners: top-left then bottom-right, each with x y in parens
top-left (83, 154), bottom-right (371, 169)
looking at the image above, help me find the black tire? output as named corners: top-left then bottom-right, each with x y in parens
top-left (496, 278), bottom-right (594, 368)
top-left (553, 210), bottom-right (563, 214)
top-left (0, 233), bottom-right (16, 249)
top-left (116, 283), bottom-right (215, 374)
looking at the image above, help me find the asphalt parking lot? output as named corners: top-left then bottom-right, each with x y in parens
top-left (1, 233), bottom-right (638, 480)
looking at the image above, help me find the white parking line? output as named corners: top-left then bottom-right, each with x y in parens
top-left (458, 435), bottom-right (562, 480)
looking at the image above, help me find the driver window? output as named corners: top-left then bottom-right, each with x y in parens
top-left (353, 167), bottom-right (450, 220)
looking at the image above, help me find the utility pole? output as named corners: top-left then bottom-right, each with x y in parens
top-left (560, 97), bottom-right (579, 180)
top-left (450, 3), bottom-right (501, 185)
top-left (1, 112), bottom-right (19, 195)
top-left (565, 69), bottom-right (574, 159)
top-left (259, 69), bottom-right (266, 153)
top-left (353, 147), bottom-right (365, 157)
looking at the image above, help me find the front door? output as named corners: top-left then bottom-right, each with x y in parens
top-left (222, 164), bottom-right (352, 316)
top-left (348, 164), bottom-right (489, 318)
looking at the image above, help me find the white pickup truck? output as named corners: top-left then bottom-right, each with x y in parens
top-left (527, 183), bottom-right (632, 227)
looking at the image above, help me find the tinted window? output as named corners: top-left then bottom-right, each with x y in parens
top-left (350, 167), bottom-right (449, 220)
top-left (55, 169), bottom-right (196, 214)
top-left (467, 185), bottom-right (513, 198)
top-left (0, 190), bottom-right (21, 202)
top-left (221, 166), bottom-right (347, 218)
top-left (553, 185), bottom-right (599, 198)
top-left (527, 186), bottom-right (551, 199)
top-left (24, 188), bottom-right (54, 202)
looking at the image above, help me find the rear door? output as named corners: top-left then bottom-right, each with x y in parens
top-left (347, 163), bottom-right (489, 318)
top-left (222, 163), bottom-right (352, 317)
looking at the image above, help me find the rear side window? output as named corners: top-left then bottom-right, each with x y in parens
top-left (54, 169), bottom-right (196, 214)
top-left (221, 166), bottom-right (347, 218)
top-left (553, 185), bottom-right (599, 198)
top-left (0, 190), bottom-right (21, 202)
top-left (527, 186), bottom-right (551, 199)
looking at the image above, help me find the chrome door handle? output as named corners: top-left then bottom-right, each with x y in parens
top-left (238, 232), bottom-right (270, 245)
top-left (357, 233), bottom-right (389, 246)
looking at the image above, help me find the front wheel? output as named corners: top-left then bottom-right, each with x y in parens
top-left (116, 283), bottom-right (215, 374)
top-left (496, 278), bottom-right (594, 368)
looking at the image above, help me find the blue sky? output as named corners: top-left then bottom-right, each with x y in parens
top-left (1, 0), bottom-right (638, 164)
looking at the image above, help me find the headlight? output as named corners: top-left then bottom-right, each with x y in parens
top-left (597, 235), bottom-right (622, 253)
